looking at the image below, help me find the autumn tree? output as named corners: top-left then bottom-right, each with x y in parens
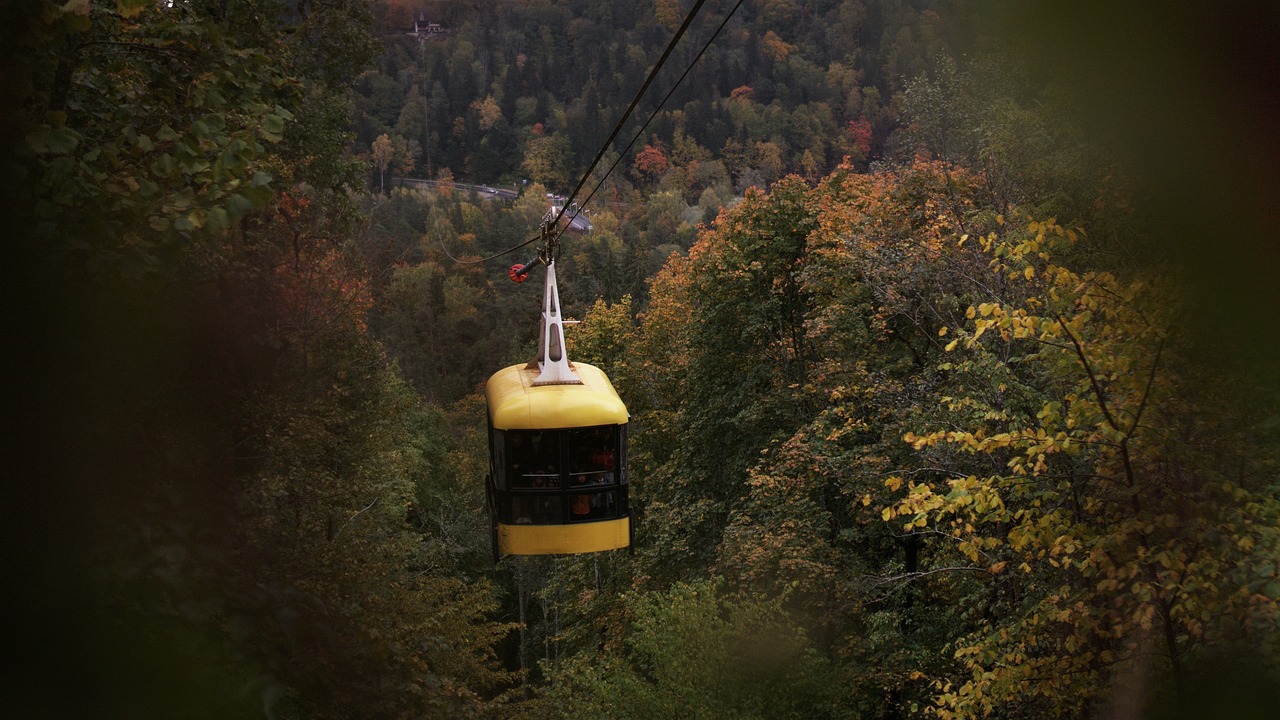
top-left (886, 219), bottom-right (1280, 718)
top-left (627, 176), bottom-right (820, 579)
top-left (533, 581), bottom-right (845, 720)
top-left (18, 0), bottom-right (295, 274)
top-left (709, 160), bottom-right (990, 715)
top-left (9, 2), bottom-right (515, 716)
top-left (521, 132), bottom-right (574, 190)
top-left (372, 133), bottom-right (396, 193)
top-left (634, 143), bottom-right (670, 185)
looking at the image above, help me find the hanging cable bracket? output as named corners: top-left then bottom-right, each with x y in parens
top-left (509, 210), bottom-right (561, 283)
top-left (528, 212), bottom-right (580, 385)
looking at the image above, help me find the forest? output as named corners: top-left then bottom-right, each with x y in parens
top-left (5, 1), bottom-right (1280, 719)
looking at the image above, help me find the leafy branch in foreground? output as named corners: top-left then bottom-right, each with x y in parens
top-left (886, 218), bottom-right (1280, 719)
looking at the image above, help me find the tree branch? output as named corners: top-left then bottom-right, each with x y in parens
top-left (1126, 332), bottom-right (1167, 438)
top-left (331, 496), bottom-right (379, 541)
top-left (1055, 312), bottom-right (1122, 435)
top-left (874, 565), bottom-right (991, 586)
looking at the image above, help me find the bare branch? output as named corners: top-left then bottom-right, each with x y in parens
top-left (1126, 331), bottom-right (1167, 438)
top-left (874, 565), bottom-right (991, 586)
top-left (331, 496), bottom-right (380, 541)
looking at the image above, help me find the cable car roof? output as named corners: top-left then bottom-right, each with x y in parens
top-left (486, 361), bottom-right (628, 430)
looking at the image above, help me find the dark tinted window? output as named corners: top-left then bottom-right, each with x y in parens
top-left (567, 426), bottom-right (617, 487)
top-left (506, 429), bottom-right (561, 489)
top-left (500, 495), bottom-right (563, 524)
top-left (493, 427), bottom-right (628, 525)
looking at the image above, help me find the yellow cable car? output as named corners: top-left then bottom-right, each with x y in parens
top-left (484, 258), bottom-right (632, 559)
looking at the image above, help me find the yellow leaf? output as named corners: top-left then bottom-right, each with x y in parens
top-left (990, 561), bottom-right (1007, 574)
top-left (881, 507), bottom-right (894, 522)
top-left (945, 339), bottom-right (958, 352)
top-left (938, 326), bottom-right (949, 337)
top-left (1024, 266), bottom-right (1035, 280)
top-left (116, 0), bottom-right (148, 17)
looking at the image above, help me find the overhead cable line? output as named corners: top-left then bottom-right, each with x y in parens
top-left (438, 231), bottom-right (542, 265)
top-left (545, 0), bottom-right (710, 234)
top-left (572, 0), bottom-right (746, 217)
top-left (445, 0), bottom-right (728, 265)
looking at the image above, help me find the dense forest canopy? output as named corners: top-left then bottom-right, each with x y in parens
top-left (4, 1), bottom-right (1280, 719)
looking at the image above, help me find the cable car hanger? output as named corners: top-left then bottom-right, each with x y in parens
top-left (512, 209), bottom-right (580, 386)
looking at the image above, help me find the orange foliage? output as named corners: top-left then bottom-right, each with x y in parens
top-left (848, 118), bottom-right (873, 156)
top-left (729, 85), bottom-right (755, 104)
top-left (654, 0), bottom-right (682, 32)
top-left (270, 193), bottom-right (374, 339)
top-left (761, 30), bottom-right (794, 62)
top-left (273, 246), bottom-right (373, 337)
top-left (634, 143), bottom-right (669, 180)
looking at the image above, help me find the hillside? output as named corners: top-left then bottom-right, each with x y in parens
top-left (5, 1), bottom-right (1279, 718)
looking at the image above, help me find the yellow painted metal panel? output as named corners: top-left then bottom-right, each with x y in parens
top-left (486, 362), bottom-right (628, 430)
top-left (498, 517), bottom-right (630, 556)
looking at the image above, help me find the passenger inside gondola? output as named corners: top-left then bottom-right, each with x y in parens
top-left (568, 427), bottom-right (616, 486)
top-left (508, 430), bottom-right (560, 489)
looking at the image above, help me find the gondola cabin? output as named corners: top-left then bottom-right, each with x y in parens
top-left (485, 363), bottom-right (630, 557)
top-left (484, 258), bottom-right (631, 558)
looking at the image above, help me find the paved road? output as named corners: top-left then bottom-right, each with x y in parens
top-left (393, 177), bottom-right (593, 232)
top-left (394, 177), bottom-right (519, 200)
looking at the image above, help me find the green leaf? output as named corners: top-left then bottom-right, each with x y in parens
top-left (1266, 580), bottom-right (1280, 600)
top-left (168, 187), bottom-right (194, 210)
top-left (263, 113), bottom-right (286, 140)
top-left (27, 127), bottom-right (80, 155)
top-left (206, 207), bottom-right (229, 233)
top-left (220, 148), bottom-right (243, 171)
top-left (151, 153), bottom-right (177, 177)
top-left (240, 186), bottom-right (273, 207)
top-left (179, 156), bottom-right (210, 175)
top-left (226, 193), bottom-right (255, 218)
